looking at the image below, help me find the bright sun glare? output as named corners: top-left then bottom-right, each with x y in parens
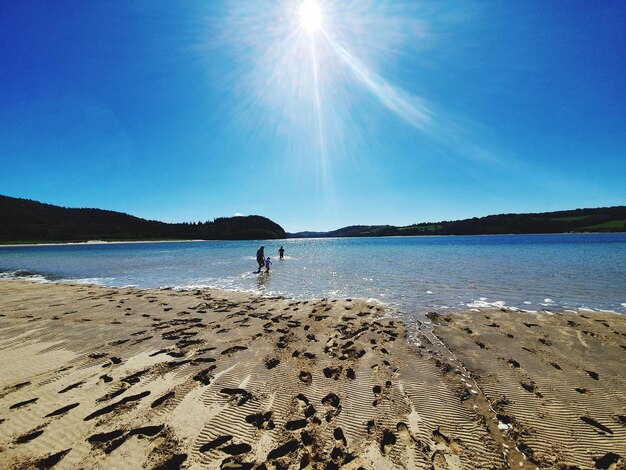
top-left (300, 0), bottom-right (322, 33)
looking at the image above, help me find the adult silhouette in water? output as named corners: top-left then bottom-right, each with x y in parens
top-left (279, 246), bottom-right (285, 260)
top-left (256, 245), bottom-right (265, 273)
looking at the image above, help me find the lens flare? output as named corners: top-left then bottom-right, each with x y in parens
top-left (213, 1), bottom-right (497, 216)
top-left (300, 0), bottom-right (322, 33)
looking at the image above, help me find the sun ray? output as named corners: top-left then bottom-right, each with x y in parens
top-left (320, 29), bottom-right (433, 130)
top-left (214, 0), bottom-right (498, 213)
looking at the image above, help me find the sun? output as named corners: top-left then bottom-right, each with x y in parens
top-left (300, 0), bottom-right (322, 34)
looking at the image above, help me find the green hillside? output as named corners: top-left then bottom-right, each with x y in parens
top-left (288, 206), bottom-right (626, 238)
top-left (0, 195), bottom-right (286, 243)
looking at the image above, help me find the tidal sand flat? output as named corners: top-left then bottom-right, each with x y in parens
top-left (431, 310), bottom-right (626, 469)
top-left (0, 281), bottom-right (624, 469)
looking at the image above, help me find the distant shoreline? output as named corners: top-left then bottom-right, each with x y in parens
top-left (1, 231), bottom-right (625, 248)
top-left (287, 231), bottom-right (626, 239)
top-left (0, 239), bottom-right (207, 248)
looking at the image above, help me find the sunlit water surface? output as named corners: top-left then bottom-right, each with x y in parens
top-left (1, 234), bottom-right (625, 318)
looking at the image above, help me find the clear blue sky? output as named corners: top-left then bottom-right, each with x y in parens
top-left (1, 1), bottom-right (625, 232)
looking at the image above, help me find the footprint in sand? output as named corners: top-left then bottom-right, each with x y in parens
top-left (580, 416), bottom-right (613, 435)
top-left (264, 357), bottom-right (280, 369)
top-left (152, 391), bottom-right (175, 408)
top-left (267, 439), bottom-right (300, 461)
top-left (199, 435), bottom-right (232, 452)
top-left (45, 402), bottom-right (79, 418)
top-left (153, 453), bottom-right (187, 470)
top-left (285, 419), bottom-right (308, 431)
top-left (295, 394), bottom-right (317, 419)
top-left (84, 391), bottom-right (151, 421)
top-left (323, 366), bottom-right (342, 380)
top-left (215, 443), bottom-right (252, 456)
top-left (33, 449), bottom-right (71, 468)
top-left (397, 422), bottom-right (430, 456)
top-left (372, 385), bottom-right (383, 407)
top-left (193, 365), bottom-right (217, 385)
top-left (245, 411), bottom-right (275, 430)
top-left (593, 452), bottom-right (622, 469)
top-left (88, 429), bottom-right (125, 445)
top-left (334, 427), bottom-right (347, 446)
top-left (220, 388), bottom-right (252, 406)
top-left (322, 393), bottom-right (341, 421)
top-left (221, 346), bottom-right (248, 356)
top-left (507, 359), bottom-right (520, 368)
top-left (380, 429), bottom-right (397, 455)
top-left (520, 381), bottom-right (543, 398)
top-left (15, 428), bottom-right (45, 444)
top-left (10, 397), bottom-right (38, 409)
top-left (59, 381), bottom-right (85, 393)
top-left (298, 371), bottom-right (313, 384)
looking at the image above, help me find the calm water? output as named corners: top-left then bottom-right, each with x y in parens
top-left (1, 234), bottom-right (625, 318)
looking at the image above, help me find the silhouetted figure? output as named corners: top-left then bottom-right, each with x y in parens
top-left (256, 246), bottom-right (265, 273)
top-left (279, 246), bottom-right (285, 260)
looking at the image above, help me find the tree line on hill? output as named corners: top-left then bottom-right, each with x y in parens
top-left (2, 194), bottom-right (624, 244)
top-left (288, 206), bottom-right (626, 238)
top-left (0, 195), bottom-right (286, 243)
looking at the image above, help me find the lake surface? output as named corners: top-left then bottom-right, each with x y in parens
top-left (1, 234), bottom-right (625, 317)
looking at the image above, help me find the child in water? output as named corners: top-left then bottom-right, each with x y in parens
top-left (265, 257), bottom-right (272, 273)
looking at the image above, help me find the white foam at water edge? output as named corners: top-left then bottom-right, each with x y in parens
top-left (578, 307), bottom-right (595, 313)
top-left (63, 277), bottom-right (112, 285)
top-left (544, 298), bottom-right (554, 303)
top-left (598, 309), bottom-right (620, 314)
top-left (523, 301), bottom-right (532, 305)
top-left (0, 271), bottom-right (52, 283)
top-left (173, 283), bottom-right (260, 296)
top-left (365, 298), bottom-right (387, 306)
top-left (621, 303), bottom-right (626, 308)
top-left (466, 299), bottom-right (506, 309)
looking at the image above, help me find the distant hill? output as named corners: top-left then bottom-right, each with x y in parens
top-left (0, 195), bottom-right (286, 243)
top-left (288, 206), bottom-right (626, 238)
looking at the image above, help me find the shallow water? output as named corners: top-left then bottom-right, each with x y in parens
top-left (1, 233), bottom-right (625, 317)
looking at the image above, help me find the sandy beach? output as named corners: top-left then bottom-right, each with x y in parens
top-left (0, 280), bottom-right (624, 469)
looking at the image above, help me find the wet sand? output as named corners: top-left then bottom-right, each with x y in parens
top-left (0, 280), bottom-right (623, 469)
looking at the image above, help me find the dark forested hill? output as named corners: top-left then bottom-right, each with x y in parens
top-left (0, 195), bottom-right (286, 243)
top-left (288, 206), bottom-right (626, 238)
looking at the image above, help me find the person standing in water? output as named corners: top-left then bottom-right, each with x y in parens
top-left (256, 246), bottom-right (265, 273)
top-left (279, 246), bottom-right (285, 260)
top-left (265, 257), bottom-right (272, 273)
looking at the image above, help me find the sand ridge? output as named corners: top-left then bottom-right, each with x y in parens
top-left (0, 280), bottom-right (623, 469)
top-left (430, 309), bottom-right (626, 469)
